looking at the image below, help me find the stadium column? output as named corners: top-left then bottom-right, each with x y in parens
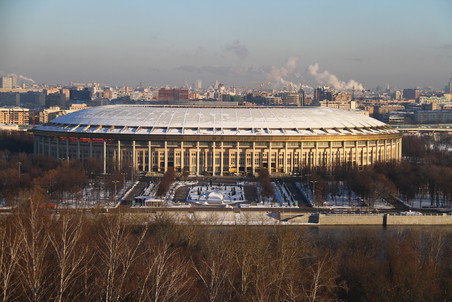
top-left (284, 142), bottom-right (288, 174)
top-left (66, 140), bottom-right (69, 160)
top-left (132, 140), bottom-right (136, 172)
top-left (252, 142), bottom-right (256, 174)
top-left (390, 140), bottom-right (395, 160)
top-left (342, 142), bottom-right (346, 165)
top-left (291, 147), bottom-right (295, 175)
top-left (236, 142), bottom-right (240, 174)
top-left (196, 141), bottom-right (200, 176)
top-left (366, 141), bottom-right (369, 165)
top-left (268, 142), bottom-right (272, 175)
top-left (212, 142), bottom-right (215, 176)
top-left (299, 142), bottom-right (303, 171)
top-left (329, 142), bottom-right (333, 169)
top-left (77, 138), bottom-right (80, 159)
top-left (148, 141), bottom-right (152, 173)
top-left (48, 137), bottom-right (52, 156)
top-left (384, 140), bottom-right (387, 161)
top-left (181, 141), bottom-right (184, 174)
top-left (56, 137), bottom-right (60, 159)
top-left (89, 139), bottom-right (93, 158)
top-left (164, 141), bottom-right (168, 172)
top-left (103, 141), bottom-right (107, 174)
top-left (398, 139), bottom-right (402, 161)
top-left (117, 140), bottom-right (121, 171)
top-left (314, 142), bottom-right (318, 167)
top-left (220, 142), bottom-right (224, 176)
top-left (354, 141), bottom-right (358, 166)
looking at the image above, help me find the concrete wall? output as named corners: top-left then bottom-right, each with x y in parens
top-left (386, 214), bottom-right (452, 225)
top-left (112, 210), bottom-right (452, 226)
top-left (318, 214), bottom-right (383, 225)
top-left (280, 213), bottom-right (452, 225)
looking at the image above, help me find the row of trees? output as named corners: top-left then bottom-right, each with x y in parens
top-left (302, 160), bottom-right (452, 208)
top-left (1, 198), bottom-right (451, 301)
top-left (155, 167), bottom-right (176, 197)
top-left (257, 168), bottom-right (275, 201)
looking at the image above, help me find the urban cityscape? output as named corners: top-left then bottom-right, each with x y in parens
top-left (1, 0), bottom-right (451, 301)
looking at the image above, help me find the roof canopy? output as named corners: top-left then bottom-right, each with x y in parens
top-left (36, 105), bottom-right (397, 136)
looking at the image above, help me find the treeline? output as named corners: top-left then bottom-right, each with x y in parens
top-left (0, 131), bottom-right (34, 153)
top-left (302, 161), bottom-right (452, 208)
top-left (0, 200), bottom-right (451, 301)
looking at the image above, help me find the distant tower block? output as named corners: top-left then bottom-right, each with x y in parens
top-left (196, 80), bottom-right (202, 90)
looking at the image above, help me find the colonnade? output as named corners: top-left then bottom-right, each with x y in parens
top-left (35, 135), bottom-right (402, 175)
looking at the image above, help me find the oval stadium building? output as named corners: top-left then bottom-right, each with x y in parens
top-left (32, 105), bottom-right (402, 175)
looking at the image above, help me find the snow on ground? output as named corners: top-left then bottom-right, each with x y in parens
top-left (400, 196), bottom-right (451, 210)
top-left (186, 184), bottom-right (246, 205)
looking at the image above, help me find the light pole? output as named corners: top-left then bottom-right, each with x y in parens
top-left (311, 180), bottom-right (317, 213)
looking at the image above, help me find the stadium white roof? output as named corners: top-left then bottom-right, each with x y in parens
top-left (35, 105), bottom-right (398, 136)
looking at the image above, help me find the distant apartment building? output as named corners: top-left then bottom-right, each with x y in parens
top-left (157, 88), bottom-right (189, 101)
top-left (314, 86), bottom-right (334, 102)
top-left (402, 88), bottom-right (420, 100)
top-left (39, 107), bottom-right (65, 124)
top-left (334, 92), bottom-right (352, 102)
top-left (0, 77), bottom-right (13, 89)
top-left (319, 100), bottom-right (356, 111)
top-left (45, 93), bottom-right (67, 107)
top-left (70, 88), bottom-right (92, 101)
top-left (39, 104), bottom-right (89, 124)
top-left (417, 96), bottom-right (450, 105)
top-left (413, 110), bottom-right (452, 124)
top-left (375, 105), bottom-right (406, 117)
top-left (0, 107), bottom-right (30, 125)
top-left (195, 80), bottom-right (202, 90)
top-left (280, 94), bottom-right (302, 106)
top-left (20, 92), bottom-right (45, 107)
top-left (0, 92), bottom-right (20, 106)
top-left (445, 77), bottom-right (452, 93)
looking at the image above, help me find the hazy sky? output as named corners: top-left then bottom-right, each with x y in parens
top-left (1, 0), bottom-right (451, 89)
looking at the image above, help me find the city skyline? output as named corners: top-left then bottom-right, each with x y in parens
top-left (1, 0), bottom-right (451, 89)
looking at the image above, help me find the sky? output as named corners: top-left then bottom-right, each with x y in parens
top-left (1, 0), bottom-right (451, 90)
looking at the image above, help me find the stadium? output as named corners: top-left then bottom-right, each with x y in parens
top-left (32, 105), bottom-right (402, 175)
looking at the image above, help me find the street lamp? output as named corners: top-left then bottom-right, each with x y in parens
top-left (310, 180), bottom-right (318, 212)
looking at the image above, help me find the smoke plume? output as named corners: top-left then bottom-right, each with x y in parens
top-left (307, 63), bottom-right (363, 90)
top-left (266, 56), bottom-right (302, 88)
top-left (0, 71), bottom-right (35, 83)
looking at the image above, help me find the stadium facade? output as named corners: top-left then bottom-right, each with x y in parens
top-left (32, 105), bottom-right (402, 175)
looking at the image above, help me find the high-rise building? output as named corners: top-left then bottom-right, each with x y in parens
top-left (20, 92), bottom-right (46, 106)
top-left (157, 88), bottom-right (189, 101)
top-left (314, 86), bottom-right (333, 103)
top-left (0, 77), bottom-right (13, 89)
top-left (195, 80), bottom-right (202, 90)
top-left (446, 77), bottom-right (452, 93)
top-left (402, 88), bottom-right (420, 100)
top-left (0, 92), bottom-right (20, 106)
top-left (0, 107), bottom-right (30, 125)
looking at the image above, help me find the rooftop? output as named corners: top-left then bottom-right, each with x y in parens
top-left (35, 105), bottom-right (398, 136)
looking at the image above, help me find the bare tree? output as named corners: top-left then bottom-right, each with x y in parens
top-left (48, 214), bottom-right (90, 302)
top-left (96, 214), bottom-right (147, 302)
top-left (16, 192), bottom-right (52, 302)
top-left (302, 253), bottom-right (341, 302)
top-left (191, 235), bottom-right (231, 302)
top-left (0, 218), bottom-right (22, 302)
top-left (138, 244), bottom-right (192, 302)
